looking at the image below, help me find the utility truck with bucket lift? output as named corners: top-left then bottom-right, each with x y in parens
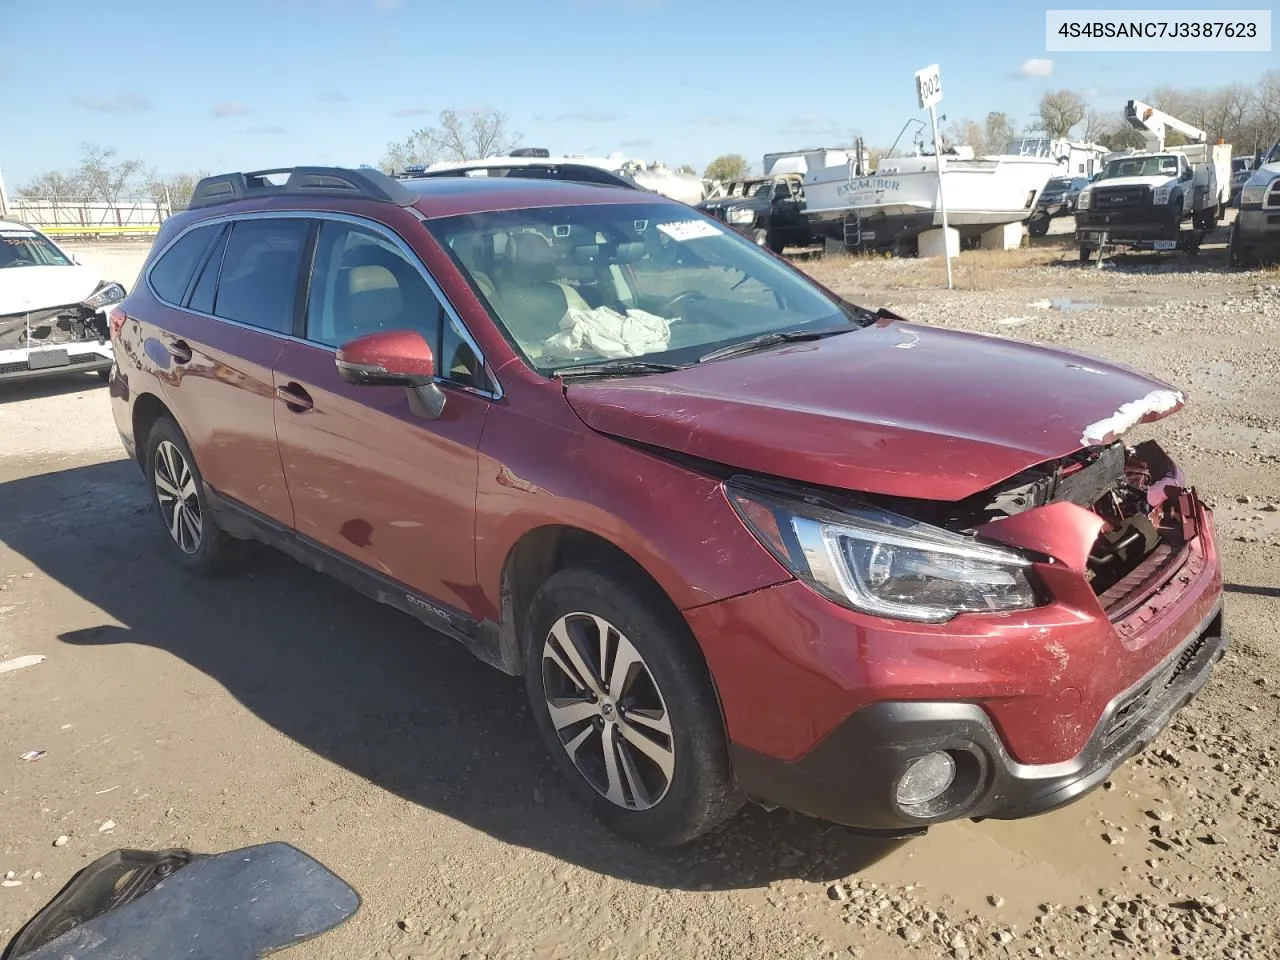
top-left (1074, 100), bottom-right (1231, 261)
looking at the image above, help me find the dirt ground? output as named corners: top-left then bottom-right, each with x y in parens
top-left (2, 226), bottom-right (1278, 960)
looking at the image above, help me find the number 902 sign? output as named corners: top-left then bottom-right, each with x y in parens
top-left (915, 64), bottom-right (943, 109)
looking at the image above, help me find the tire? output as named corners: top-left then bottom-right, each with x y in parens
top-left (523, 566), bottom-right (742, 846)
top-left (1228, 221), bottom-right (1253, 269)
top-left (145, 416), bottom-right (241, 576)
top-left (1028, 213), bottom-right (1051, 237)
top-left (96, 368), bottom-right (111, 382)
top-left (1079, 244), bottom-right (1093, 263)
top-left (751, 228), bottom-right (768, 247)
top-left (767, 232), bottom-right (785, 254)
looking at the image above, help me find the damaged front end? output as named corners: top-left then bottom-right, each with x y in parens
top-left (930, 438), bottom-right (1207, 623)
top-left (726, 437), bottom-right (1208, 628)
top-left (0, 289), bottom-right (119, 382)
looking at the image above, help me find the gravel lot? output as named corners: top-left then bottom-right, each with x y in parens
top-left (2, 231), bottom-right (1278, 960)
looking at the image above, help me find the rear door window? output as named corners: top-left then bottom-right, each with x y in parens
top-left (149, 225), bottom-right (222, 304)
top-left (212, 219), bottom-right (311, 334)
top-left (186, 224), bottom-right (230, 314)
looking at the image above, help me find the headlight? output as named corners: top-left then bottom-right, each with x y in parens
top-left (82, 282), bottom-right (126, 310)
top-left (1076, 189), bottom-right (1091, 210)
top-left (727, 208), bottom-right (756, 225)
top-left (727, 480), bottom-right (1039, 623)
top-left (1151, 185), bottom-right (1173, 205)
top-left (1240, 178), bottom-right (1275, 205)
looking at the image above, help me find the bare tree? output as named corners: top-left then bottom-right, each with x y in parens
top-left (984, 112), bottom-right (1018, 152)
top-left (703, 154), bottom-right (751, 181)
top-left (1038, 90), bottom-right (1086, 138)
top-left (78, 143), bottom-right (143, 203)
top-left (17, 169), bottom-right (87, 200)
top-left (380, 108), bottom-right (521, 173)
top-left (144, 169), bottom-right (209, 211)
top-left (1080, 108), bottom-right (1111, 144)
top-left (940, 117), bottom-right (985, 153)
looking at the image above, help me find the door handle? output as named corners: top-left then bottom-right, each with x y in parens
top-left (275, 382), bottom-right (314, 412)
top-left (166, 339), bottom-right (192, 364)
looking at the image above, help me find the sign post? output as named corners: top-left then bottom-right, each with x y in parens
top-left (914, 63), bottom-right (952, 290)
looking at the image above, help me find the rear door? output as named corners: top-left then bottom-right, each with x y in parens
top-left (146, 215), bottom-right (311, 527)
top-left (271, 216), bottom-right (494, 617)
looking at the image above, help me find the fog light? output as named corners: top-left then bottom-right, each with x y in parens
top-left (896, 751), bottom-right (957, 806)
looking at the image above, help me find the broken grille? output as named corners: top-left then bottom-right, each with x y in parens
top-left (1103, 632), bottom-right (1209, 748)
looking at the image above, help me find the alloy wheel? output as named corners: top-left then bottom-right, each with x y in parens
top-left (541, 612), bottom-right (676, 810)
top-left (153, 440), bottom-right (202, 555)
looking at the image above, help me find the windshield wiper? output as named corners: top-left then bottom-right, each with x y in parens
top-left (552, 359), bottom-right (685, 378)
top-left (698, 327), bottom-right (853, 363)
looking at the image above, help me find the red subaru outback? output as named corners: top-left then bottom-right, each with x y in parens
top-left (107, 167), bottom-right (1225, 847)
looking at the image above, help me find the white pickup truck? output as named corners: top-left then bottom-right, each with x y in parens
top-left (1073, 99), bottom-right (1231, 261)
top-left (1074, 146), bottom-right (1231, 260)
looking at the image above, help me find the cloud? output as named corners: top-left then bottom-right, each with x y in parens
top-left (317, 92), bottom-right (347, 102)
top-left (779, 114), bottom-right (841, 135)
top-left (247, 125), bottom-right (287, 135)
top-left (390, 107), bottom-right (431, 117)
top-left (682, 113), bottom-right (750, 127)
top-left (619, 138), bottom-right (654, 148)
top-left (73, 91), bottom-right (151, 113)
top-left (1017, 58), bottom-right (1055, 78)
top-left (213, 101), bottom-right (253, 118)
top-left (534, 110), bottom-right (625, 123)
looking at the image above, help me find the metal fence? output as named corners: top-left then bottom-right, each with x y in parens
top-left (11, 196), bottom-right (170, 238)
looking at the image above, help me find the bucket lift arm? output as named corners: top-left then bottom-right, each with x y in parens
top-left (1123, 100), bottom-right (1207, 152)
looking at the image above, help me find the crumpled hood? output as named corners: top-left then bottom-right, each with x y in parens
top-left (0, 264), bottom-right (104, 316)
top-left (564, 319), bottom-right (1184, 502)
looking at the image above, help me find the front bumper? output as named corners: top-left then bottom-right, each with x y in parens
top-left (1235, 207), bottom-right (1280, 246)
top-left (0, 343), bottom-right (113, 383)
top-left (728, 604), bottom-right (1226, 830)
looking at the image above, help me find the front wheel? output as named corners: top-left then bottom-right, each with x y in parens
top-left (1079, 243), bottom-right (1094, 263)
top-left (523, 566), bottom-right (742, 846)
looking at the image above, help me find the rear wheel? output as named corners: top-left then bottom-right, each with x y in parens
top-left (523, 566), bottom-right (742, 846)
top-left (1079, 244), bottom-right (1094, 263)
top-left (1028, 213), bottom-right (1051, 237)
top-left (145, 417), bottom-right (240, 576)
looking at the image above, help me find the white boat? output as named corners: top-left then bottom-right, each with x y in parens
top-left (406, 151), bottom-right (712, 205)
top-left (803, 136), bottom-right (1109, 253)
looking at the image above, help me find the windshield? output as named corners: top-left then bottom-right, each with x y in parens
top-left (0, 228), bottom-right (72, 269)
top-left (427, 201), bottom-right (856, 374)
top-left (1044, 177), bottom-right (1072, 191)
top-left (1096, 155), bottom-right (1179, 180)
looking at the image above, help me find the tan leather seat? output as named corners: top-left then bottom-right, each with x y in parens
top-left (492, 233), bottom-right (589, 351)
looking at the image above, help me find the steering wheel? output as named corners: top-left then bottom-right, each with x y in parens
top-left (657, 289), bottom-right (707, 313)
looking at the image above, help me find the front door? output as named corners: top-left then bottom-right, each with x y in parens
top-left (272, 217), bottom-right (493, 617)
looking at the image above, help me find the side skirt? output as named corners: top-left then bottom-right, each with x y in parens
top-left (203, 487), bottom-right (517, 675)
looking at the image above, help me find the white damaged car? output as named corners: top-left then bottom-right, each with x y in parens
top-left (0, 220), bottom-right (124, 384)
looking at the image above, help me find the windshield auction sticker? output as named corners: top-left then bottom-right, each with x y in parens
top-left (657, 221), bottom-right (722, 242)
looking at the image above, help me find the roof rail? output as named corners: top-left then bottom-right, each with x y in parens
top-left (188, 166), bottom-right (417, 210)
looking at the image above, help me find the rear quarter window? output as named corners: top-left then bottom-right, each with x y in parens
top-left (149, 224), bottom-right (222, 304)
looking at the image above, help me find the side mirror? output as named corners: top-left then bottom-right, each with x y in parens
top-left (335, 329), bottom-right (446, 419)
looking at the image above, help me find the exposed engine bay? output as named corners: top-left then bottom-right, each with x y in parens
top-left (935, 439), bottom-right (1198, 615)
top-left (0, 306), bottom-right (110, 352)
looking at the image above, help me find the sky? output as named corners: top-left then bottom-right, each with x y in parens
top-left (1, 0), bottom-right (1274, 189)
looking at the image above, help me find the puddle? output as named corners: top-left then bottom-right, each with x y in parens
top-left (1050, 297), bottom-right (1101, 311)
top-left (1027, 297), bottom-right (1104, 311)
